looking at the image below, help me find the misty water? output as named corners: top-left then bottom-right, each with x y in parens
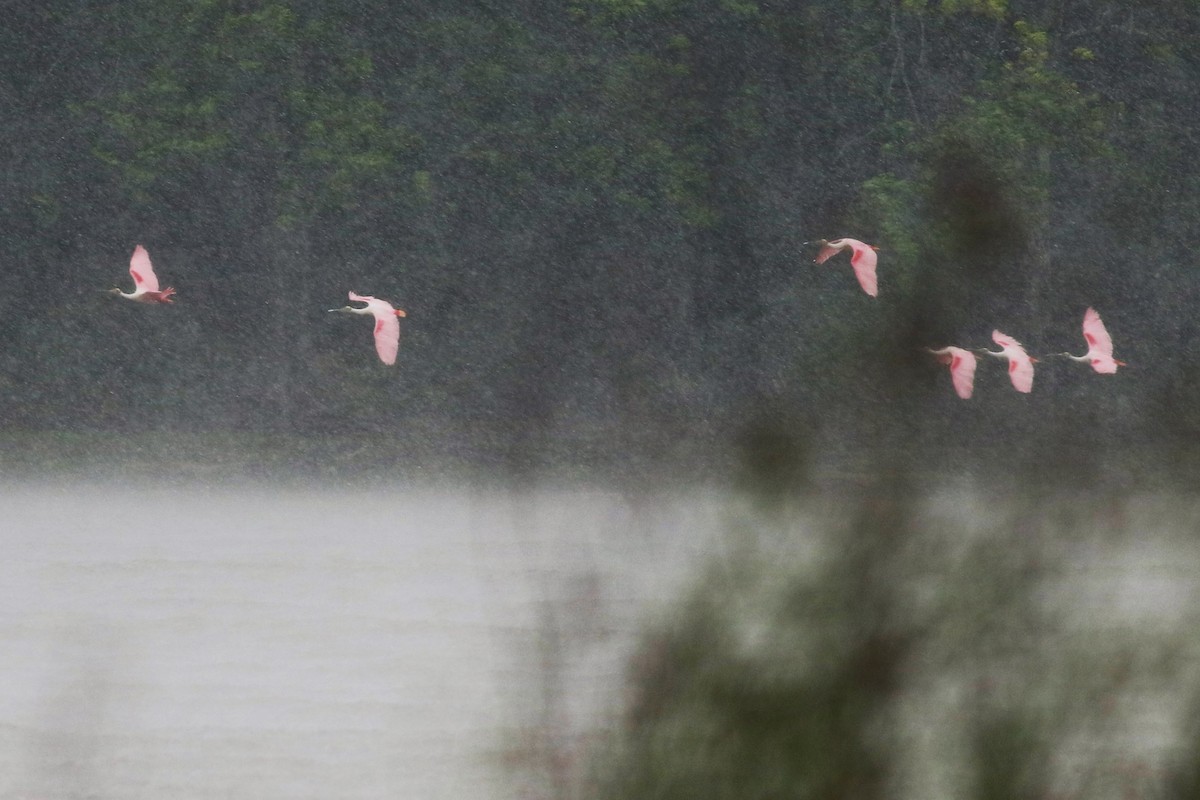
top-left (5, 479), bottom-right (1200, 799)
top-left (0, 481), bottom-right (726, 800)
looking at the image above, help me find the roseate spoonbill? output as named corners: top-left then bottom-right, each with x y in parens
top-left (328, 291), bottom-right (407, 365)
top-left (1054, 307), bottom-right (1125, 374)
top-left (107, 245), bottom-right (175, 303)
top-left (978, 330), bottom-right (1036, 393)
top-left (810, 238), bottom-right (880, 297)
top-left (927, 346), bottom-right (977, 399)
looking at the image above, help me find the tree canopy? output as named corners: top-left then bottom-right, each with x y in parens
top-left (1, 0), bottom-right (1197, 479)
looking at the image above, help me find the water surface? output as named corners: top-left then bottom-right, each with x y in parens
top-left (0, 482), bottom-right (725, 800)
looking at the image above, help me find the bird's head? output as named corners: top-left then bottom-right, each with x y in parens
top-left (102, 288), bottom-right (122, 297)
top-left (327, 305), bottom-right (354, 314)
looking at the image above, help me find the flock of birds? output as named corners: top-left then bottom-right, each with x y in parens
top-left (108, 245), bottom-right (408, 365)
top-left (107, 239), bottom-right (1124, 395)
top-left (812, 237), bottom-right (1125, 399)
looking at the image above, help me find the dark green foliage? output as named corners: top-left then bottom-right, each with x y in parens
top-left (734, 411), bottom-right (815, 506)
top-left (587, 461), bottom-right (1105, 800)
top-left (0, 0), bottom-right (1197, 477)
top-left (969, 712), bottom-right (1053, 800)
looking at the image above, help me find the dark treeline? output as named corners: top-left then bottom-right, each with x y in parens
top-left (2, 0), bottom-right (1198, 478)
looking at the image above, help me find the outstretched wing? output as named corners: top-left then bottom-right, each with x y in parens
top-left (1008, 355), bottom-right (1034, 393)
top-left (1082, 307), bottom-right (1114, 359)
top-left (129, 245), bottom-right (159, 292)
top-left (371, 307), bottom-right (401, 365)
top-left (991, 330), bottom-right (1025, 350)
top-left (347, 291), bottom-right (400, 364)
top-left (948, 348), bottom-right (977, 399)
top-left (848, 243), bottom-right (878, 297)
top-left (992, 330), bottom-right (1033, 392)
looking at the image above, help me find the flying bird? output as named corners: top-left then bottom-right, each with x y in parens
top-left (329, 291), bottom-right (407, 365)
top-left (927, 346), bottom-right (977, 399)
top-left (811, 238), bottom-right (880, 297)
top-left (108, 245), bottom-right (175, 303)
top-left (1055, 307), bottom-right (1125, 374)
top-left (978, 330), bottom-right (1036, 393)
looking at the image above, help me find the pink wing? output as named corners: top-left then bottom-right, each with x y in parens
top-left (848, 243), bottom-right (878, 297)
top-left (371, 309), bottom-right (400, 365)
top-left (129, 245), bottom-right (160, 292)
top-left (991, 330), bottom-right (1025, 350)
top-left (992, 330), bottom-right (1033, 392)
top-left (1008, 356), bottom-right (1034, 393)
top-left (350, 292), bottom-right (400, 364)
top-left (947, 348), bottom-right (977, 399)
top-left (350, 292), bottom-right (401, 365)
top-left (1082, 307), bottom-right (1114, 359)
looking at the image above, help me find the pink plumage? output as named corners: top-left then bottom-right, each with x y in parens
top-left (110, 245), bottom-right (175, 304)
top-left (129, 245), bottom-right (159, 292)
top-left (928, 346), bottom-right (977, 399)
top-left (344, 291), bottom-right (405, 366)
top-left (991, 330), bottom-right (1035, 393)
top-left (1079, 307), bottom-right (1122, 373)
top-left (812, 238), bottom-right (879, 297)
